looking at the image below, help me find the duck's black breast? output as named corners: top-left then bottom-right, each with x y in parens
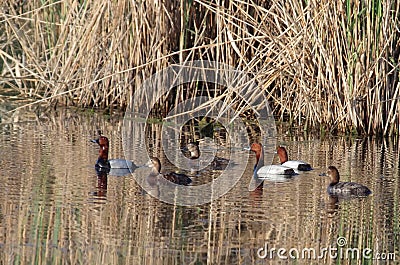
top-left (95, 158), bottom-right (111, 169)
top-left (298, 163), bottom-right (313, 171)
top-left (284, 168), bottom-right (296, 175)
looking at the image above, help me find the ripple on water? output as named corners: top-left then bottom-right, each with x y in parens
top-left (0, 113), bottom-right (399, 264)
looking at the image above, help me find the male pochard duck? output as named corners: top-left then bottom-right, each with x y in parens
top-left (320, 166), bottom-right (372, 196)
top-left (250, 143), bottom-right (296, 178)
top-left (186, 142), bottom-right (229, 170)
top-left (91, 133), bottom-right (137, 171)
top-left (277, 146), bottom-right (312, 171)
top-left (148, 157), bottom-right (192, 185)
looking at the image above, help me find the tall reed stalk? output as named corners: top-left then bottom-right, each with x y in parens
top-left (0, 0), bottom-right (399, 135)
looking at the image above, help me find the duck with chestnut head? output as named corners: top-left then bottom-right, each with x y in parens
top-left (250, 143), bottom-right (297, 178)
top-left (276, 146), bottom-right (312, 171)
top-left (91, 132), bottom-right (138, 176)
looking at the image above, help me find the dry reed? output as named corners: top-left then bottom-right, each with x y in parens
top-left (0, 0), bottom-right (399, 135)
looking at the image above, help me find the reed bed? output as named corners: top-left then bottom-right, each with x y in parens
top-left (0, 0), bottom-right (399, 135)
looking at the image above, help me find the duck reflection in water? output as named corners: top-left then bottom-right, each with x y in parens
top-left (249, 183), bottom-right (264, 206)
top-left (142, 170), bottom-right (160, 198)
top-left (92, 167), bottom-right (109, 199)
top-left (326, 195), bottom-right (339, 216)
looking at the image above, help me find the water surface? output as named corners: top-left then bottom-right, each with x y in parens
top-left (0, 108), bottom-right (398, 264)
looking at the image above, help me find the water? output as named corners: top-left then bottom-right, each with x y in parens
top-left (0, 108), bottom-right (398, 264)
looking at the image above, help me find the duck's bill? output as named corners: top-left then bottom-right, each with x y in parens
top-left (91, 139), bottom-right (99, 144)
top-left (319, 172), bottom-right (327, 176)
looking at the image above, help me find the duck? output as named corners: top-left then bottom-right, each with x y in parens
top-left (250, 143), bottom-right (296, 178)
top-left (148, 156), bottom-right (192, 185)
top-left (277, 146), bottom-right (312, 171)
top-left (186, 142), bottom-right (229, 170)
top-left (91, 132), bottom-right (137, 173)
top-left (320, 166), bottom-right (372, 196)
top-left (186, 142), bottom-right (200, 159)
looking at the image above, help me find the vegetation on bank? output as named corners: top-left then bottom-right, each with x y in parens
top-left (0, 0), bottom-right (399, 135)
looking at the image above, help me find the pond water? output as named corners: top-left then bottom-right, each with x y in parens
top-left (0, 108), bottom-right (398, 265)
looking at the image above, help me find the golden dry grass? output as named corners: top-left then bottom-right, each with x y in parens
top-left (0, 0), bottom-right (399, 135)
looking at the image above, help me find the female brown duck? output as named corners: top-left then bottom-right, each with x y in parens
top-left (148, 157), bottom-right (192, 186)
top-left (320, 166), bottom-right (371, 196)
